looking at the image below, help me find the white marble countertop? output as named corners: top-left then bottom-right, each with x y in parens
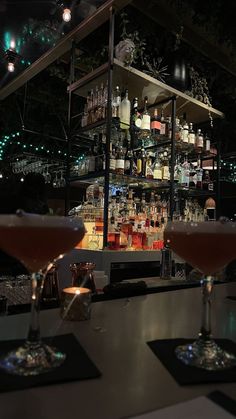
top-left (0, 282), bottom-right (235, 419)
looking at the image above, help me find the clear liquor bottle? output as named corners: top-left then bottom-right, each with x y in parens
top-left (162, 150), bottom-right (170, 181)
top-left (188, 122), bottom-right (196, 149)
top-left (112, 86), bottom-right (121, 119)
top-left (152, 152), bottom-right (162, 181)
top-left (195, 129), bottom-right (204, 153)
top-left (140, 96), bottom-right (151, 138)
top-left (115, 143), bottom-right (125, 175)
top-left (120, 89), bottom-right (131, 129)
top-left (145, 152), bottom-right (154, 179)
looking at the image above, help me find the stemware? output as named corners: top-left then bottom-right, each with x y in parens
top-left (164, 220), bottom-right (236, 370)
top-left (0, 211), bottom-right (85, 376)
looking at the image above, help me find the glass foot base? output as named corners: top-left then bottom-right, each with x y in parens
top-left (175, 338), bottom-right (236, 371)
top-left (0, 340), bottom-right (66, 376)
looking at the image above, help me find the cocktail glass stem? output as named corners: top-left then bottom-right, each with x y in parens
top-left (175, 275), bottom-right (236, 370)
top-left (27, 271), bottom-right (44, 343)
top-left (0, 266), bottom-right (66, 376)
top-left (199, 275), bottom-right (213, 341)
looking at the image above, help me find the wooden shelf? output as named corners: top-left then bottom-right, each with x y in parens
top-left (68, 58), bottom-right (224, 124)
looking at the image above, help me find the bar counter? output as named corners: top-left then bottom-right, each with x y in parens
top-left (0, 282), bottom-right (235, 419)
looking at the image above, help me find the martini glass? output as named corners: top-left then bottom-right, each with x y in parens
top-left (0, 211), bottom-right (85, 376)
top-left (164, 220), bottom-right (236, 371)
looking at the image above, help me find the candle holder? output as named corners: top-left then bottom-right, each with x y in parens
top-left (60, 287), bottom-right (91, 321)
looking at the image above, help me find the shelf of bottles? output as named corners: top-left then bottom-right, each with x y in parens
top-left (68, 60), bottom-right (221, 251)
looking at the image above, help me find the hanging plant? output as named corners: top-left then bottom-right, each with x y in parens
top-left (185, 66), bottom-right (213, 126)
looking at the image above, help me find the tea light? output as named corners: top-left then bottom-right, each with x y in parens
top-left (60, 287), bottom-right (91, 321)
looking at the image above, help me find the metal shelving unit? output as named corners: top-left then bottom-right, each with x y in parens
top-left (64, 3), bottom-right (224, 248)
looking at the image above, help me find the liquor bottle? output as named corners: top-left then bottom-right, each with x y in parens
top-left (152, 152), bottom-right (162, 181)
top-left (115, 143), bottom-right (125, 175)
top-left (174, 155), bottom-right (181, 183)
top-left (131, 97), bottom-right (141, 129)
top-left (189, 163), bottom-right (196, 188)
top-left (112, 86), bottom-right (121, 119)
top-left (175, 117), bottom-right (181, 143)
top-left (140, 96), bottom-right (151, 137)
top-left (145, 153), bottom-right (154, 179)
top-left (202, 170), bottom-right (214, 191)
top-left (188, 122), bottom-right (196, 147)
top-left (124, 133), bottom-right (134, 175)
top-left (160, 108), bottom-right (166, 136)
top-left (196, 158), bottom-right (203, 189)
top-left (166, 116), bottom-right (172, 139)
top-left (140, 145), bottom-right (147, 177)
top-left (180, 155), bottom-right (190, 188)
top-left (195, 129), bottom-right (204, 153)
top-left (109, 143), bottom-right (116, 172)
top-left (120, 89), bottom-right (131, 129)
top-left (204, 134), bottom-right (211, 154)
top-left (151, 108), bottom-right (161, 138)
top-left (162, 150), bottom-right (170, 181)
top-left (182, 118), bottom-right (189, 148)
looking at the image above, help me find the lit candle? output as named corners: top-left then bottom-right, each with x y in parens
top-left (60, 287), bottom-right (91, 321)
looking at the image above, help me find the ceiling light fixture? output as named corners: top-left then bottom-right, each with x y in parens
top-left (62, 7), bottom-right (71, 22)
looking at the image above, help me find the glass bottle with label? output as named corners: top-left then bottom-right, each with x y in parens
top-left (151, 108), bottom-right (161, 138)
top-left (162, 150), bottom-right (170, 181)
top-left (160, 108), bottom-right (166, 136)
top-left (188, 122), bottom-right (196, 148)
top-left (195, 129), bottom-right (204, 153)
top-left (140, 96), bottom-right (151, 137)
top-left (109, 143), bottom-right (116, 172)
top-left (174, 155), bottom-right (181, 183)
top-left (182, 119), bottom-right (189, 149)
top-left (124, 132), bottom-right (134, 175)
top-left (140, 145), bottom-right (147, 178)
top-left (204, 134), bottom-right (211, 154)
top-left (115, 143), bottom-right (125, 175)
top-left (180, 155), bottom-right (190, 188)
top-left (112, 86), bottom-right (121, 119)
top-left (145, 153), bottom-right (154, 179)
top-left (120, 89), bottom-right (131, 129)
top-left (196, 158), bottom-right (203, 189)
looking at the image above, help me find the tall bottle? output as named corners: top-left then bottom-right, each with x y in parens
top-left (162, 150), bottom-right (170, 181)
top-left (115, 143), bottom-right (125, 175)
top-left (145, 153), bottom-right (154, 179)
top-left (180, 155), bottom-right (190, 188)
top-left (160, 108), bottom-right (166, 136)
top-left (195, 129), bottom-right (204, 153)
top-left (151, 108), bottom-right (161, 138)
top-left (120, 89), bottom-right (131, 129)
top-left (196, 157), bottom-right (203, 189)
top-left (124, 132), bottom-right (134, 175)
top-left (140, 96), bottom-right (151, 137)
top-left (112, 86), bottom-right (121, 119)
top-left (152, 152), bottom-right (162, 181)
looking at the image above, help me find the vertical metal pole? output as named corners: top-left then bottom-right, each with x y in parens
top-left (103, 7), bottom-right (115, 248)
top-left (65, 42), bottom-right (75, 215)
top-left (169, 96), bottom-right (176, 220)
top-left (216, 138), bottom-right (221, 219)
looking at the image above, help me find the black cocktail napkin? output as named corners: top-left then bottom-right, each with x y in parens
top-left (0, 334), bottom-right (101, 393)
top-left (147, 338), bottom-right (236, 385)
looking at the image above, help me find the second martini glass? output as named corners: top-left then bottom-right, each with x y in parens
top-left (0, 211), bottom-right (85, 376)
top-left (164, 220), bottom-right (236, 371)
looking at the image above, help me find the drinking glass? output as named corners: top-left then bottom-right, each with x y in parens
top-left (0, 211), bottom-right (85, 376)
top-left (164, 220), bottom-right (236, 370)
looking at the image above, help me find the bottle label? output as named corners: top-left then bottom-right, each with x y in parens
top-left (110, 159), bottom-right (116, 170)
top-left (116, 159), bottom-right (124, 170)
top-left (160, 123), bottom-right (166, 135)
top-left (197, 137), bottom-right (204, 148)
top-left (153, 169), bottom-right (162, 180)
top-left (141, 115), bottom-right (150, 130)
top-left (137, 159), bottom-right (142, 173)
top-left (188, 133), bottom-right (195, 144)
top-left (162, 166), bottom-right (170, 180)
top-left (205, 140), bottom-right (211, 151)
top-left (183, 130), bottom-right (189, 143)
top-left (135, 118), bottom-right (142, 128)
top-left (125, 160), bottom-right (131, 171)
top-left (151, 121), bottom-right (161, 130)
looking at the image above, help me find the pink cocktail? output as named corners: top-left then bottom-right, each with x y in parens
top-left (164, 221), bottom-right (236, 371)
top-left (0, 212), bottom-right (85, 376)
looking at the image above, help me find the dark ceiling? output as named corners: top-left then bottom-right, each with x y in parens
top-left (0, 0), bottom-right (106, 86)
